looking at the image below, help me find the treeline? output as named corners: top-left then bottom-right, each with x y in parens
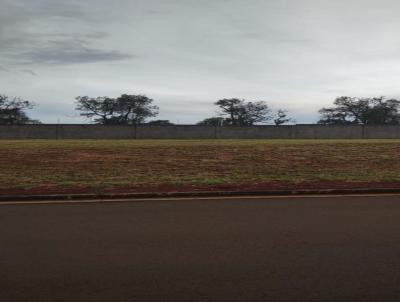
top-left (1, 93), bottom-right (400, 126)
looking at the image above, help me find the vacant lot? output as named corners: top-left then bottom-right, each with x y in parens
top-left (1, 139), bottom-right (400, 195)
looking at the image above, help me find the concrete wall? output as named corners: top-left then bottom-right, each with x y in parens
top-left (1, 124), bottom-right (400, 139)
top-left (363, 125), bottom-right (400, 139)
top-left (292, 125), bottom-right (364, 139)
top-left (0, 125), bottom-right (135, 139)
top-left (58, 125), bottom-right (135, 139)
top-left (137, 125), bottom-right (215, 139)
top-left (0, 125), bottom-right (58, 139)
top-left (216, 126), bottom-right (293, 139)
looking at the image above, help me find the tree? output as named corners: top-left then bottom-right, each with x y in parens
top-left (318, 96), bottom-right (400, 125)
top-left (0, 95), bottom-right (40, 125)
top-left (146, 120), bottom-right (174, 125)
top-left (274, 109), bottom-right (294, 125)
top-left (75, 96), bottom-right (116, 124)
top-left (76, 94), bottom-right (158, 125)
top-left (215, 98), bottom-right (272, 125)
top-left (364, 97), bottom-right (400, 125)
top-left (214, 98), bottom-right (242, 125)
top-left (240, 101), bottom-right (272, 125)
top-left (197, 117), bottom-right (231, 126)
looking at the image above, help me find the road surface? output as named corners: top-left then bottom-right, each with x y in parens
top-left (1, 195), bottom-right (400, 301)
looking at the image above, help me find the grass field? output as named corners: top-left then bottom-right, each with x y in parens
top-left (1, 139), bottom-right (400, 195)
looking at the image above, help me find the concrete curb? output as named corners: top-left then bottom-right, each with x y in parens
top-left (1, 187), bottom-right (400, 202)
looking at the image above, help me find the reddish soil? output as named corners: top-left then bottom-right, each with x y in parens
top-left (1, 181), bottom-right (400, 196)
top-left (2, 140), bottom-right (400, 196)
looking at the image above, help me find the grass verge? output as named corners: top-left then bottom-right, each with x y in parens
top-left (1, 139), bottom-right (400, 195)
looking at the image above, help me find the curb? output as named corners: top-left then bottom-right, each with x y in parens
top-left (1, 188), bottom-right (400, 202)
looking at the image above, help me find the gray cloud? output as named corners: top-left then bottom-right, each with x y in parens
top-left (12, 36), bottom-right (135, 65)
top-left (21, 48), bottom-right (133, 65)
top-left (0, 65), bottom-right (10, 72)
top-left (0, 0), bottom-right (133, 67)
top-left (20, 69), bottom-right (38, 76)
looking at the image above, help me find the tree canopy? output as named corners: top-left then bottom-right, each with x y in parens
top-left (318, 96), bottom-right (400, 125)
top-left (146, 120), bottom-right (174, 125)
top-left (76, 94), bottom-right (158, 125)
top-left (7, 92), bottom-right (400, 127)
top-left (197, 117), bottom-right (231, 126)
top-left (0, 95), bottom-right (40, 125)
top-left (273, 109), bottom-right (294, 125)
top-left (215, 98), bottom-right (272, 126)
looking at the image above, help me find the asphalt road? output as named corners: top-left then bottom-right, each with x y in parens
top-left (2, 195), bottom-right (400, 302)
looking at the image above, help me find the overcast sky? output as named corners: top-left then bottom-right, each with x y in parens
top-left (1, 0), bottom-right (400, 123)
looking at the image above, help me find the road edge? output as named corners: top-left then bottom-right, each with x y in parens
top-left (2, 187), bottom-right (400, 202)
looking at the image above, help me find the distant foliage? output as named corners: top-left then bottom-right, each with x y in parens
top-left (273, 109), bottom-right (295, 125)
top-left (197, 117), bottom-right (231, 126)
top-left (198, 99), bottom-right (295, 126)
top-left (146, 120), bottom-right (174, 125)
top-left (318, 96), bottom-right (400, 125)
top-left (0, 95), bottom-right (40, 125)
top-left (215, 98), bottom-right (272, 126)
top-left (76, 94), bottom-right (158, 125)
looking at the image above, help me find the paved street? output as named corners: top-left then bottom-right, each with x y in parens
top-left (2, 195), bottom-right (400, 301)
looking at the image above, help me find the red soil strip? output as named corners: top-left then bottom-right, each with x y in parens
top-left (1, 181), bottom-right (400, 196)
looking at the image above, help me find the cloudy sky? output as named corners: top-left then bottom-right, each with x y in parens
top-left (1, 0), bottom-right (400, 123)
